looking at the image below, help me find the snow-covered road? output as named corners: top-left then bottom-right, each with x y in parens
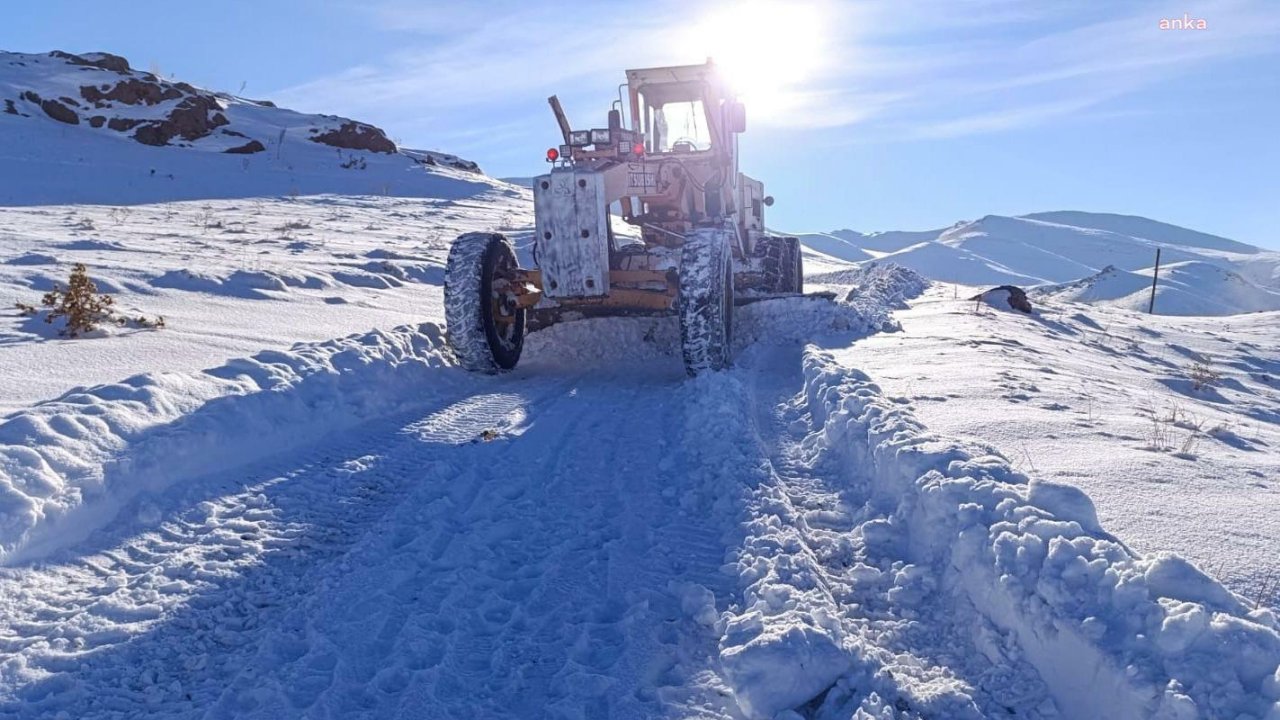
top-left (0, 347), bottom-right (715, 718)
top-left (0, 326), bottom-right (1058, 719)
top-left (1, 296), bottom-right (1276, 719)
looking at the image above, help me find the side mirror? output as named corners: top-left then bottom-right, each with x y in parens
top-left (727, 101), bottom-right (747, 133)
top-left (763, 195), bottom-right (774, 207)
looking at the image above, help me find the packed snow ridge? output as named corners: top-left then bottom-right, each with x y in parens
top-left (798, 211), bottom-right (1280, 316)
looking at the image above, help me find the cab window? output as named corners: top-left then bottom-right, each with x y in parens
top-left (652, 99), bottom-right (711, 153)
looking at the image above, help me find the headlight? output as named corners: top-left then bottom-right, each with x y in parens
top-left (590, 129), bottom-right (611, 144)
top-left (568, 130), bottom-right (591, 147)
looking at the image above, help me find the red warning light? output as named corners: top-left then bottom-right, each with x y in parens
top-left (632, 143), bottom-right (645, 156)
top-left (546, 147), bottom-right (559, 162)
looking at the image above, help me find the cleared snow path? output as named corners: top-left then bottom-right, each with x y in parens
top-left (0, 290), bottom-right (1275, 719)
top-left (0, 339), bottom-right (740, 718)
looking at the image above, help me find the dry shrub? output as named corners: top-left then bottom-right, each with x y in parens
top-left (29, 264), bottom-right (164, 337)
top-left (41, 263), bottom-right (115, 337)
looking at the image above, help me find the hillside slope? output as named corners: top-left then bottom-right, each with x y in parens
top-left (806, 212), bottom-right (1280, 316)
top-left (0, 50), bottom-right (491, 204)
top-left (1034, 262), bottom-right (1280, 315)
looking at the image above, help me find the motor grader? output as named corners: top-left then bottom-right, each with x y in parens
top-left (443, 60), bottom-right (803, 375)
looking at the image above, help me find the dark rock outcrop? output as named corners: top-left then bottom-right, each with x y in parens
top-left (971, 285), bottom-right (1034, 313)
top-left (131, 96), bottom-right (228, 146)
top-left (81, 79), bottom-right (181, 106)
top-left (107, 117), bottom-right (142, 132)
top-left (3, 99), bottom-right (16, 115)
top-left (224, 140), bottom-right (266, 154)
top-left (50, 51), bottom-right (131, 73)
top-left (40, 99), bottom-right (79, 125)
top-left (311, 121), bottom-right (396, 154)
top-left (88, 115), bottom-right (105, 128)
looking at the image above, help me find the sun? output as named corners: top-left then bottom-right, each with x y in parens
top-left (683, 1), bottom-right (826, 120)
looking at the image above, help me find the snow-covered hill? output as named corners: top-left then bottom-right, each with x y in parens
top-left (0, 50), bottom-right (487, 205)
top-left (1034, 261), bottom-right (1280, 315)
top-left (805, 212), bottom-right (1280, 316)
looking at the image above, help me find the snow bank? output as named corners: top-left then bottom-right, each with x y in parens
top-left (0, 323), bottom-right (456, 564)
top-left (839, 262), bottom-right (929, 310)
top-left (799, 348), bottom-right (1280, 720)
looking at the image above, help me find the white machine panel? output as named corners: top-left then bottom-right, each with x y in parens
top-left (533, 169), bottom-right (611, 299)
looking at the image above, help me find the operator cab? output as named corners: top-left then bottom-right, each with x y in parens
top-left (639, 83), bottom-right (713, 154)
top-left (625, 63), bottom-right (745, 157)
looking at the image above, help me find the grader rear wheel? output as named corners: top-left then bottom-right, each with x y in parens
top-left (444, 232), bottom-right (525, 372)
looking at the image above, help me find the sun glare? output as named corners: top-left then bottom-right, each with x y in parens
top-left (685, 1), bottom-right (826, 120)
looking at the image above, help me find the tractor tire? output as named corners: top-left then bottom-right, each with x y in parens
top-left (678, 228), bottom-right (735, 375)
top-left (444, 232), bottom-right (524, 372)
top-left (757, 235), bottom-right (803, 294)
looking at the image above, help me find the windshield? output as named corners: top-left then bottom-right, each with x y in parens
top-left (651, 99), bottom-right (711, 153)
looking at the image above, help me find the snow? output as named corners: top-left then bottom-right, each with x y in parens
top-left (800, 211), bottom-right (1280, 317)
top-left (849, 284), bottom-right (1280, 610)
top-left (796, 347), bottom-right (1280, 719)
top-left (1034, 261), bottom-right (1280, 316)
top-left (0, 50), bottom-right (488, 205)
top-left (0, 193), bottom-right (530, 414)
top-left (0, 322), bottom-right (456, 565)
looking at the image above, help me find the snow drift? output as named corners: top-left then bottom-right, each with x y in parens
top-left (793, 348), bottom-right (1280, 719)
top-left (0, 323), bottom-right (457, 564)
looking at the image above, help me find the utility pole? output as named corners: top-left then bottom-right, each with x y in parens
top-left (1148, 248), bottom-right (1161, 314)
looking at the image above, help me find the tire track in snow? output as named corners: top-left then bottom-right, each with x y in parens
top-left (723, 343), bottom-right (1056, 718)
top-left (199, 360), bottom-right (737, 719)
top-left (0, 374), bottom-right (575, 718)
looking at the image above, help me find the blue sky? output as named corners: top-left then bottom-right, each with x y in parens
top-left (4, 0), bottom-right (1279, 248)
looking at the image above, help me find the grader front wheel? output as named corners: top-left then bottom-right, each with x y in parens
top-left (444, 232), bottom-right (525, 372)
top-left (678, 229), bottom-right (735, 375)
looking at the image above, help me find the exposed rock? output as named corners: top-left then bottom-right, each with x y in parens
top-left (107, 117), bottom-right (142, 132)
top-left (80, 79), bottom-right (181, 106)
top-left (224, 140), bottom-right (266, 154)
top-left (221, 129), bottom-right (247, 138)
top-left (50, 51), bottom-right (131, 73)
top-left (129, 96), bottom-right (228, 146)
top-left (133, 123), bottom-right (170, 146)
top-left (88, 115), bottom-right (105, 128)
top-left (40, 99), bottom-right (79, 125)
top-left (971, 285), bottom-right (1034, 313)
top-left (20, 90), bottom-right (40, 104)
top-left (311, 121), bottom-right (396, 154)
top-left (3, 99), bottom-right (16, 115)
top-left (168, 96), bottom-right (228, 140)
top-left (59, 96), bottom-right (81, 108)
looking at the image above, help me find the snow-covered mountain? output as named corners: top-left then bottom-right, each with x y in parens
top-left (804, 211), bottom-right (1280, 315)
top-left (1033, 261), bottom-right (1280, 316)
top-left (0, 50), bottom-right (489, 205)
